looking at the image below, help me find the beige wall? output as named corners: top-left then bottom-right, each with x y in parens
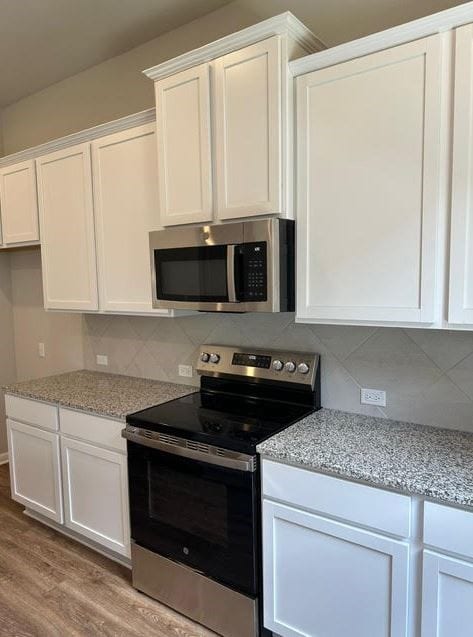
top-left (0, 0), bottom-right (464, 153)
top-left (9, 248), bottom-right (84, 381)
top-left (0, 252), bottom-right (16, 454)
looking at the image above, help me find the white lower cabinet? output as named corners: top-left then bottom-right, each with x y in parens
top-left (7, 418), bottom-right (63, 523)
top-left (421, 551), bottom-right (473, 637)
top-left (61, 436), bottom-right (130, 557)
top-left (263, 500), bottom-right (409, 637)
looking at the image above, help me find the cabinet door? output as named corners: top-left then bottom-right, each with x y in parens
top-left (36, 143), bottom-right (98, 311)
top-left (449, 24), bottom-right (473, 324)
top-left (7, 419), bottom-right (63, 523)
top-left (214, 36), bottom-right (281, 220)
top-left (61, 437), bottom-right (130, 557)
top-left (92, 124), bottom-right (169, 314)
top-left (0, 160), bottom-right (39, 245)
top-left (297, 35), bottom-right (442, 325)
top-left (263, 500), bottom-right (409, 637)
top-left (155, 63), bottom-right (213, 226)
top-left (422, 550), bottom-right (473, 637)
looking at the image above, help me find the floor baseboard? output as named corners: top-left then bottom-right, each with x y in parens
top-left (0, 453), bottom-right (9, 466)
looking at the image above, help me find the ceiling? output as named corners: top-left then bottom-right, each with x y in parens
top-left (0, 0), bottom-right (233, 107)
top-left (0, 0), bottom-right (468, 108)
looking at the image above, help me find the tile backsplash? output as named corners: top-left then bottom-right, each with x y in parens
top-left (83, 313), bottom-right (473, 433)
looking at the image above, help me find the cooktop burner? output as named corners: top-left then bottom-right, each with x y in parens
top-left (126, 345), bottom-right (321, 454)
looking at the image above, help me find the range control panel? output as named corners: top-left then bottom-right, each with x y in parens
top-left (197, 345), bottom-right (320, 388)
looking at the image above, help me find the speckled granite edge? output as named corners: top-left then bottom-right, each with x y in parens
top-left (3, 370), bottom-right (198, 420)
top-left (257, 409), bottom-right (473, 508)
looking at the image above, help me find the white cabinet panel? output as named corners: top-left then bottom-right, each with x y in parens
top-left (36, 143), bottom-right (98, 311)
top-left (92, 124), bottom-right (168, 314)
top-left (263, 500), bottom-right (409, 637)
top-left (7, 419), bottom-right (63, 523)
top-left (449, 23), bottom-right (473, 325)
top-left (59, 408), bottom-right (125, 453)
top-left (214, 36), bottom-right (281, 220)
top-left (421, 550), bottom-right (473, 637)
top-left (296, 35), bottom-right (442, 325)
top-left (0, 160), bottom-right (39, 245)
top-left (424, 500), bottom-right (473, 560)
top-left (5, 395), bottom-right (58, 431)
top-left (262, 459), bottom-right (411, 538)
top-left (61, 436), bottom-right (130, 557)
top-left (156, 64), bottom-right (213, 226)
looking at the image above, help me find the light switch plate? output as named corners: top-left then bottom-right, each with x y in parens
top-left (96, 354), bottom-right (108, 366)
top-left (38, 342), bottom-right (46, 358)
top-left (361, 388), bottom-right (386, 407)
top-left (178, 364), bottom-right (193, 378)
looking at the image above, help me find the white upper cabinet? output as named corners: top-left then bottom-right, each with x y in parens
top-left (155, 64), bottom-right (213, 226)
top-left (296, 35), bottom-right (443, 326)
top-left (0, 160), bottom-right (39, 246)
top-left (36, 143), bottom-right (98, 311)
top-left (92, 123), bottom-right (166, 314)
top-left (213, 37), bottom-right (281, 220)
top-left (449, 23), bottom-right (473, 325)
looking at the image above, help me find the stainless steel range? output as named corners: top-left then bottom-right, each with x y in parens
top-left (123, 345), bottom-right (321, 637)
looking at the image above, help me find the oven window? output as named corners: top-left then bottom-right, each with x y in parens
top-left (156, 245), bottom-right (228, 302)
top-left (149, 464), bottom-right (228, 547)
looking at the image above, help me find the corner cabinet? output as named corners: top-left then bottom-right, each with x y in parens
top-left (36, 143), bottom-right (99, 311)
top-left (0, 160), bottom-right (40, 247)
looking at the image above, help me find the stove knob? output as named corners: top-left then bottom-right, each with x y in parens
top-left (297, 362), bottom-right (310, 375)
top-left (209, 353), bottom-right (220, 364)
top-left (284, 361), bottom-right (296, 373)
top-left (200, 352), bottom-right (210, 363)
top-left (272, 359), bottom-right (284, 371)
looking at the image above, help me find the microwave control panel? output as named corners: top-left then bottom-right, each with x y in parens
top-left (240, 242), bottom-right (267, 301)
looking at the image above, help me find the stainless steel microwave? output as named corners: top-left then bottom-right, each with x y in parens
top-left (149, 219), bottom-right (295, 312)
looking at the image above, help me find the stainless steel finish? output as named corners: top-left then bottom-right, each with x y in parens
top-left (297, 362), bottom-right (310, 374)
top-left (226, 243), bottom-right (238, 303)
top-left (197, 344), bottom-right (320, 389)
top-left (284, 361), bottom-right (296, 373)
top-left (200, 352), bottom-right (210, 362)
top-left (150, 218), bottom-right (283, 313)
top-left (132, 543), bottom-right (258, 637)
top-left (122, 427), bottom-right (257, 472)
top-left (272, 359), bottom-right (284, 371)
top-left (209, 352), bottom-right (220, 363)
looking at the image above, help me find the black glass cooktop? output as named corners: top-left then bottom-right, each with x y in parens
top-left (127, 389), bottom-right (315, 453)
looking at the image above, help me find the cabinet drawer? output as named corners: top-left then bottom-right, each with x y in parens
top-left (5, 395), bottom-right (58, 431)
top-left (59, 408), bottom-right (125, 453)
top-left (262, 459), bottom-right (411, 538)
top-left (424, 501), bottom-right (473, 560)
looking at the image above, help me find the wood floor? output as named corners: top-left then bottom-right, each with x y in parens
top-left (0, 464), bottom-right (216, 637)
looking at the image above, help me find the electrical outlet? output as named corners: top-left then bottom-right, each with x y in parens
top-left (38, 342), bottom-right (46, 358)
top-left (96, 354), bottom-right (108, 366)
top-left (178, 364), bottom-right (193, 378)
top-left (361, 388), bottom-right (386, 407)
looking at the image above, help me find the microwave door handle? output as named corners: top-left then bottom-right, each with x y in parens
top-left (227, 245), bottom-right (238, 302)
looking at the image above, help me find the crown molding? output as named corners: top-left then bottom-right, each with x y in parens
top-left (0, 108), bottom-right (156, 168)
top-left (143, 12), bottom-right (325, 82)
top-left (290, 2), bottom-right (473, 76)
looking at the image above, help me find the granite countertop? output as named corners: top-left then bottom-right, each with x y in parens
top-left (3, 369), bottom-right (198, 420)
top-left (257, 408), bottom-right (473, 508)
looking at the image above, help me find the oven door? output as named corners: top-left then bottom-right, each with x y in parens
top-left (126, 439), bottom-right (259, 597)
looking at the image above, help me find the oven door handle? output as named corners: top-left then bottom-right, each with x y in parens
top-left (122, 429), bottom-right (256, 472)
